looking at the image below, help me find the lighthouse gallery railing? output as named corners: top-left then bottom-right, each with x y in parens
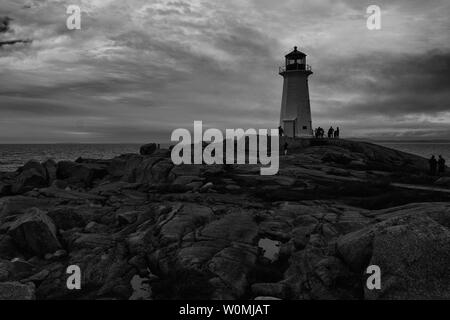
top-left (279, 64), bottom-right (312, 73)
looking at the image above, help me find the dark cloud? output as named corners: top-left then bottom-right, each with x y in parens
top-left (0, 39), bottom-right (31, 47)
top-left (0, 16), bottom-right (12, 33)
top-left (313, 49), bottom-right (450, 118)
top-left (0, 15), bottom-right (32, 47)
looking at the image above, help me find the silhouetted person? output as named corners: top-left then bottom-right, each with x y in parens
top-left (334, 127), bottom-right (340, 138)
top-left (278, 126), bottom-right (284, 137)
top-left (314, 128), bottom-right (318, 138)
top-left (283, 142), bottom-right (288, 155)
top-left (319, 127), bottom-right (325, 138)
top-left (429, 155), bottom-right (437, 175)
top-left (328, 126), bottom-right (334, 138)
top-left (438, 155), bottom-right (446, 174)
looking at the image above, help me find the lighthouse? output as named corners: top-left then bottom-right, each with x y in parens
top-left (279, 46), bottom-right (313, 137)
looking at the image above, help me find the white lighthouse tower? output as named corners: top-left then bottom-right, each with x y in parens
top-left (279, 46), bottom-right (313, 137)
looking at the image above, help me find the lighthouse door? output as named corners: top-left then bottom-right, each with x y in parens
top-left (283, 120), bottom-right (296, 138)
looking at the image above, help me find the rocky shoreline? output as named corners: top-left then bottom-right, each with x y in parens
top-left (0, 139), bottom-right (449, 300)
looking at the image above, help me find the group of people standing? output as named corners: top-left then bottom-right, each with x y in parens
top-left (277, 125), bottom-right (340, 139)
top-left (315, 126), bottom-right (339, 139)
top-left (429, 155), bottom-right (446, 175)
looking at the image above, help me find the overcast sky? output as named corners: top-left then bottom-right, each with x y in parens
top-left (0, 0), bottom-right (449, 143)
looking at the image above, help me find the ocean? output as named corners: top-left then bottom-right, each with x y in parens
top-left (1, 141), bottom-right (450, 172)
top-left (375, 141), bottom-right (450, 161)
top-left (0, 144), bottom-right (140, 172)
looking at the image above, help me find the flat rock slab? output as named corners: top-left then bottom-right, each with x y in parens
top-left (8, 208), bottom-right (61, 257)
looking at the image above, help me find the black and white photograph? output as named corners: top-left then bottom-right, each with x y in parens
top-left (0, 0), bottom-right (449, 310)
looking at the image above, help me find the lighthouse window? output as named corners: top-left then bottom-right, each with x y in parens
top-left (302, 126), bottom-right (307, 130)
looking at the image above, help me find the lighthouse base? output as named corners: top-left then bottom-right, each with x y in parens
top-left (281, 119), bottom-right (313, 138)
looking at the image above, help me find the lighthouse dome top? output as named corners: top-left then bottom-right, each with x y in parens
top-left (285, 46), bottom-right (306, 59)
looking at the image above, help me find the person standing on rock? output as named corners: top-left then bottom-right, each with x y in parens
top-left (283, 142), bottom-right (288, 155)
top-left (278, 126), bottom-right (284, 137)
top-left (429, 155), bottom-right (438, 175)
top-left (438, 155), bottom-right (446, 174)
top-left (334, 127), bottom-right (340, 138)
top-left (328, 126), bottom-right (334, 139)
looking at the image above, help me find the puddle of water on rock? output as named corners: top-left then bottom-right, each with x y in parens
top-left (258, 238), bottom-right (281, 262)
top-left (129, 275), bottom-right (152, 300)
